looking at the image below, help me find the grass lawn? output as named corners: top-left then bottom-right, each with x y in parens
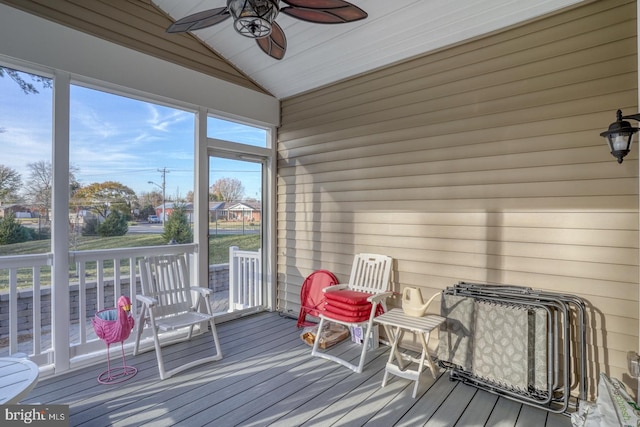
top-left (0, 233), bottom-right (260, 289)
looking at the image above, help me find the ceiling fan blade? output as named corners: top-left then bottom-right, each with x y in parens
top-left (280, 0), bottom-right (367, 23)
top-left (281, 0), bottom-right (361, 7)
top-left (256, 22), bottom-right (287, 60)
top-left (166, 7), bottom-right (230, 33)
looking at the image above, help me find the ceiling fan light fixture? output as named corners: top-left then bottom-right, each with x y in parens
top-left (228, 0), bottom-right (280, 38)
top-left (167, 0), bottom-right (367, 60)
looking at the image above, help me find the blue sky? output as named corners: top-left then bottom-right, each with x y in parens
top-left (70, 85), bottom-right (196, 198)
top-left (0, 69), bottom-right (265, 201)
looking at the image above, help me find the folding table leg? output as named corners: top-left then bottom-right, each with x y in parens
top-left (418, 331), bottom-right (438, 378)
top-left (382, 325), bottom-right (406, 388)
top-left (381, 325), bottom-right (398, 388)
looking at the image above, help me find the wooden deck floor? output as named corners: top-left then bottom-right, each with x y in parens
top-left (23, 312), bottom-right (572, 426)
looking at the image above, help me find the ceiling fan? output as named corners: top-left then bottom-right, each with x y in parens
top-left (166, 0), bottom-right (367, 60)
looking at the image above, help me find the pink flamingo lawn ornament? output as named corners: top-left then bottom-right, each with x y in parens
top-left (92, 295), bottom-right (137, 384)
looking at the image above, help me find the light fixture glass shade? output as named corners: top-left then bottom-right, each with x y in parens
top-left (600, 110), bottom-right (638, 164)
top-left (227, 0), bottom-right (279, 38)
top-left (604, 132), bottom-right (634, 164)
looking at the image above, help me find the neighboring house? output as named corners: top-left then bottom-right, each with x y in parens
top-left (209, 201), bottom-right (261, 222)
top-left (0, 204), bottom-right (34, 219)
top-left (68, 209), bottom-right (99, 228)
top-left (227, 202), bottom-right (261, 222)
top-left (209, 201), bottom-right (228, 221)
top-left (154, 202), bottom-right (194, 222)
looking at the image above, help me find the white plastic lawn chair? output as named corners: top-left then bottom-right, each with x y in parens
top-left (133, 254), bottom-right (222, 379)
top-left (311, 253), bottom-right (393, 373)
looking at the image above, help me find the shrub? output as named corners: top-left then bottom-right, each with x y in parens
top-left (139, 205), bottom-right (156, 221)
top-left (162, 206), bottom-right (193, 243)
top-left (82, 218), bottom-right (99, 236)
top-left (16, 225), bottom-right (48, 241)
top-left (32, 226), bottom-right (51, 240)
top-left (0, 212), bottom-right (32, 244)
top-left (97, 211), bottom-right (128, 237)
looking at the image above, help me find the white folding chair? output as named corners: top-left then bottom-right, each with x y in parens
top-left (133, 254), bottom-right (222, 379)
top-left (311, 253), bottom-right (393, 373)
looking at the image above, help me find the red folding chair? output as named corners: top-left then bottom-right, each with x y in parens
top-left (297, 270), bottom-right (339, 328)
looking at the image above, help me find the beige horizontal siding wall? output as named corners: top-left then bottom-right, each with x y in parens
top-left (0, 0), bottom-right (267, 94)
top-left (278, 0), bottom-right (638, 397)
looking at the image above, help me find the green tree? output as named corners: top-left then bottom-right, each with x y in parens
top-left (82, 218), bottom-right (99, 236)
top-left (0, 165), bottom-right (22, 203)
top-left (97, 211), bottom-right (128, 237)
top-left (162, 206), bottom-right (193, 244)
top-left (138, 190), bottom-right (163, 215)
top-left (0, 212), bottom-right (32, 244)
top-left (139, 205), bottom-right (156, 220)
top-left (72, 181), bottom-right (137, 219)
top-left (0, 66), bottom-right (52, 95)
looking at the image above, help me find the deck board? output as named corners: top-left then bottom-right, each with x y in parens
top-left (245, 349), bottom-right (386, 426)
top-left (516, 405), bottom-right (553, 427)
top-left (394, 374), bottom-right (458, 426)
top-left (454, 385), bottom-right (499, 426)
top-left (364, 377), bottom-right (437, 427)
top-left (305, 354), bottom-right (393, 427)
top-left (266, 348), bottom-right (395, 427)
top-left (546, 412), bottom-right (573, 427)
top-left (426, 382), bottom-right (479, 427)
top-left (22, 312), bottom-right (573, 426)
top-left (485, 397), bottom-right (523, 427)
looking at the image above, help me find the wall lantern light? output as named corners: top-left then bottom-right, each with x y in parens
top-left (600, 109), bottom-right (640, 163)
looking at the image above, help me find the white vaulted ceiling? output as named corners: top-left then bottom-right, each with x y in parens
top-left (152, 0), bottom-right (585, 99)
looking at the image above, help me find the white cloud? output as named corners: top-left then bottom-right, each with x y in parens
top-left (146, 104), bottom-right (190, 132)
top-left (72, 102), bottom-right (118, 139)
top-left (0, 126), bottom-right (51, 171)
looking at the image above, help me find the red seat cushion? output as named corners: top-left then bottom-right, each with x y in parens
top-left (325, 302), bottom-right (372, 318)
top-left (323, 290), bottom-right (386, 322)
top-left (324, 298), bottom-right (372, 312)
top-left (324, 290), bottom-right (373, 305)
top-left (322, 308), bottom-right (371, 323)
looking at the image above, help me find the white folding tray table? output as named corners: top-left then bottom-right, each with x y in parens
top-left (374, 308), bottom-right (445, 398)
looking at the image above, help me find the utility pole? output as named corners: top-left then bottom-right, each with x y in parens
top-left (159, 167), bottom-right (168, 227)
top-left (148, 167), bottom-right (169, 227)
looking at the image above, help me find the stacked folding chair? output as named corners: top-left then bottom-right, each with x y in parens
top-left (310, 253), bottom-right (393, 373)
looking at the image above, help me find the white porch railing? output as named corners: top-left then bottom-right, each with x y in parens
top-left (0, 253), bottom-right (53, 363)
top-left (228, 246), bottom-right (262, 310)
top-left (0, 244), bottom-right (196, 369)
top-left (0, 243), bottom-right (263, 373)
